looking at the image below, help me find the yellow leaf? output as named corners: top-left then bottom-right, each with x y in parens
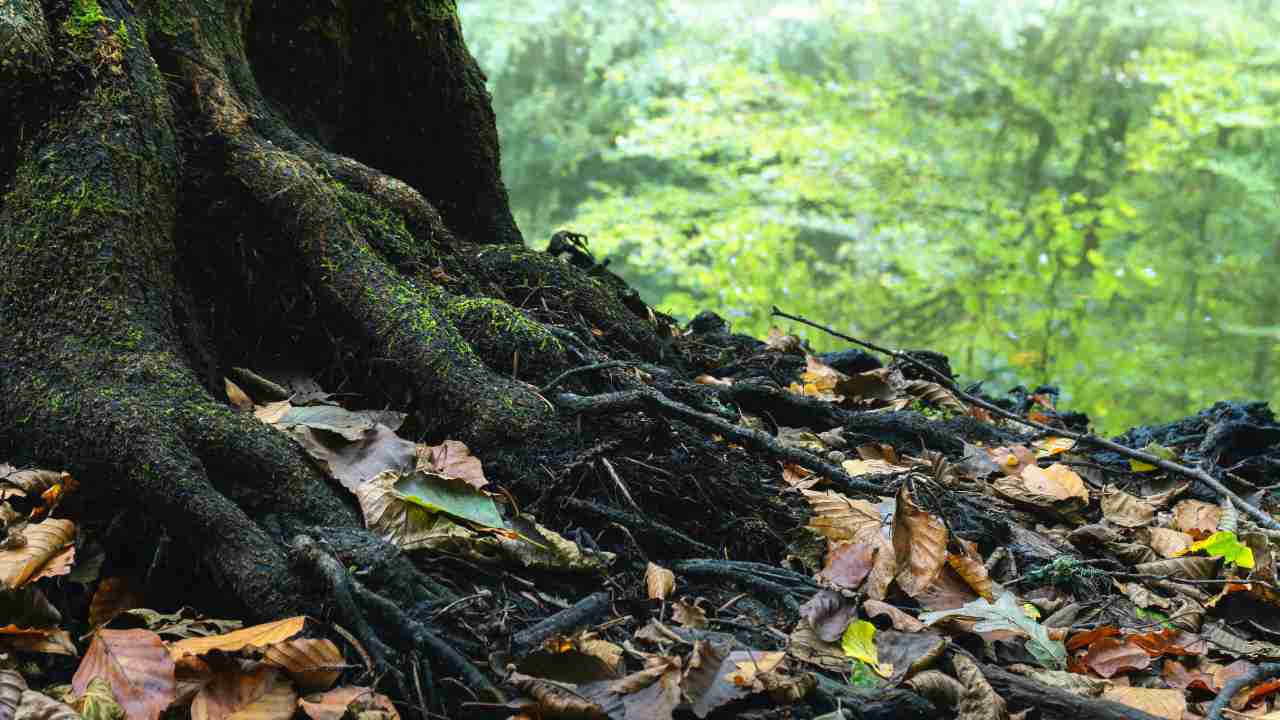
top-left (840, 621), bottom-right (891, 677)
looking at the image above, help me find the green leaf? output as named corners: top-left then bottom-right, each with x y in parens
top-left (1187, 531), bottom-right (1255, 568)
top-left (393, 472), bottom-right (506, 529)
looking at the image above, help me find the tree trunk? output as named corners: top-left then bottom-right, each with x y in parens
top-left (0, 0), bottom-right (664, 688)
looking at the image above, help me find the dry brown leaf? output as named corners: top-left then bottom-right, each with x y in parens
top-left (816, 541), bottom-right (875, 591)
top-left (840, 459), bottom-right (902, 477)
top-left (892, 484), bottom-right (948, 598)
top-left (906, 670), bottom-right (964, 710)
top-left (1132, 556), bottom-right (1220, 580)
top-left (947, 542), bottom-right (995, 601)
top-left (298, 686), bottom-right (401, 720)
top-left (794, 356), bottom-right (850, 403)
top-left (645, 563), bottom-right (675, 601)
top-left (89, 577), bottom-right (146, 629)
top-left (1099, 485), bottom-right (1156, 528)
top-left (1099, 686), bottom-right (1185, 720)
top-left (862, 600), bottom-right (927, 632)
top-left (73, 629), bottom-right (176, 720)
top-left (415, 441), bottom-right (487, 489)
top-left (168, 617), bottom-right (306, 661)
top-left (263, 639), bottom-right (343, 692)
top-left (1160, 659), bottom-right (1216, 692)
top-left (670, 601), bottom-right (708, 630)
top-left (952, 652), bottom-right (1008, 720)
top-left (901, 380), bottom-right (966, 413)
top-left (786, 622), bottom-right (847, 673)
top-left (610, 655), bottom-right (683, 720)
top-left (693, 375), bottom-right (733, 388)
top-left (780, 464), bottom-right (819, 491)
top-left (876, 630), bottom-right (945, 684)
top-left (993, 464), bottom-right (1088, 511)
top-left (803, 491), bottom-right (887, 543)
top-left (192, 665), bottom-right (281, 720)
top-left (1140, 527), bottom-right (1194, 559)
top-left (1083, 636), bottom-right (1151, 678)
top-left (1172, 500), bottom-right (1222, 539)
top-left (224, 670), bottom-right (295, 720)
top-left (0, 519), bottom-right (76, 589)
top-left (799, 591), bottom-right (858, 644)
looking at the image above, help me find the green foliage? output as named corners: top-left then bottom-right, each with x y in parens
top-left (462, 0), bottom-right (1280, 431)
top-left (62, 0), bottom-right (107, 38)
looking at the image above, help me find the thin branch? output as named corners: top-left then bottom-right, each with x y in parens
top-left (771, 306), bottom-right (1280, 531)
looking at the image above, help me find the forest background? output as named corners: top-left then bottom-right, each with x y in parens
top-left (460, 0), bottom-right (1280, 433)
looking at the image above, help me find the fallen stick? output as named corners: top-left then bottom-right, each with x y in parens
top-left (772, 306), bottom-right (1280, 531)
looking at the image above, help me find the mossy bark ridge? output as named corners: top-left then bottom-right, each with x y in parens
top-left (0, 0), bottom-right (662, 682)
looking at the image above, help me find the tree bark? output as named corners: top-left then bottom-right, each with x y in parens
top-left (0, 0), bottom-right (662, 680)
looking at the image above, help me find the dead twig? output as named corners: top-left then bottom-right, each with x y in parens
top-left (772, 306), bottom-right (1280, 531)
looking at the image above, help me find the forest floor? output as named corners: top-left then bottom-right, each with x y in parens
top-left (4, 296), bottom-right (1280, 720)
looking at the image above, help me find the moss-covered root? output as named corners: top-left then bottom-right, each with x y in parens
top-left (0, 0), bottom-right (52, 101)
top-left (457, 246), bottom-right (668, 358)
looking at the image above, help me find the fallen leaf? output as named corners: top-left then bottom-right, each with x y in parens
top-left (948, 543), bottom-right (995, 601)
top-left (1128, 443), bottom-right (1178, 473)
top-left (415, 441), bottom-right (488, 489)
top-left (670, 601), bottom-right (708, 630)
top-left (73, 630), bottom-right (176, 720)
top-left (298, 686), bottom-right (400, 720)
top-left (0, 519), bottom-right (77, 589)
top-left (799, 591), bottom-right (858, 643)
top-left (892, 485), bottom-right (948, 597)
top-left (952, 652), bottom-right (1008, 720)
top-left (89, 577), bottom-right (146, 629)
top-left (1100, 686), bottom-right (1184, 720)
top-left (993, 464), bottom-right (1088, 511)
top-left (1140, 528), bottom-right (1194, 558)
top-left (168, 617), bottom-right (306, 660)
top-left (816, 541), bottom-right (875, 591)
top-left (1161, 659), bottom-right (1216, 692)
top-left (645, 563), bottom-right (675, 601)
top-left (1083, 636), bottom-right (1151, 678)
top-left (862, 600), bottom-right (926, 632)
top-left (224, 379), bottom-right (254, 411)
top-left (988, 446), bottom-right (1036, 476)
top-left (841, 621), bottom-right (890, 677)
top-left (1172, 500), bottom-right (1222, 539)
top-left (1099, 485), bottom-right (1156, 528)
top-left (264, 639), bottom-right (343, 692)
top-left (1183, 531), bottom-right (1254, 568)
top-left (876, 630), bottom-right (945, 684)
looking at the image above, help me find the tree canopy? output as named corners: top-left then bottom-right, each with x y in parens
top-left (462, 0), bottom-right (1280, 432)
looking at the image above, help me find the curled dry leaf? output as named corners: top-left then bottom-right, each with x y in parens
top-left (224, 379), bottom-right (254, 411)
top-left (816, 541), bottom-right (875, 591)
top-left (891, 484), bottom-right (948, 598)
top-left (951, 652), bottom-right (1008, 720)
top-left (12, 690), bottom-right (81, 720)
top-left (168, 617), bottom-right (305, 660)
top-left (787, 622), bottom-right (847, 673)
top-left (876, 630), bottom-right (945, 684)
top-left (694, 374), bottom-right (733, 388)
top-left (1132, 556), bottom-right (1220, 580)
top-left (947, 542), bottom-right (995, 601)
top-left (906, 670), bottom-right (964, 710)
top-left (89, 577), bottom-right (146, 629)
top-left (863, 600), bottom-right (926, 633)
top-left (901, 380), bottom-right (966, 413)
top-left (1031, 437), bottom-right (1076, 458)
top-left (73, 630), bottom-right (176, 720)
top-left (1099, 485), bottom-right (1156, 528)
top-left (0, 519), bottom-right (76, 590)
top-left (645, 562), bottom-right (676, 601)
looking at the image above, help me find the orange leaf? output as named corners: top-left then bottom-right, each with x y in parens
top-left (644, 562), bottom-right (675, 601)
top-left (90, 577), bottom-right (147, 628)
top-left (1083, 636), bottom-right (1151, 678)
top-left (168, 617), bottom-right (306, 660)
top-left (73, 629), bottom-right (176, 720)
top-left (946, 542), bottom-right (994, 601)
top-left (299, 687), bottom-right (400, 720)
top-left (1066, 625), bottom-right (1120, 651)
top-left (1171, 500), bottom-right (1222, 540)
